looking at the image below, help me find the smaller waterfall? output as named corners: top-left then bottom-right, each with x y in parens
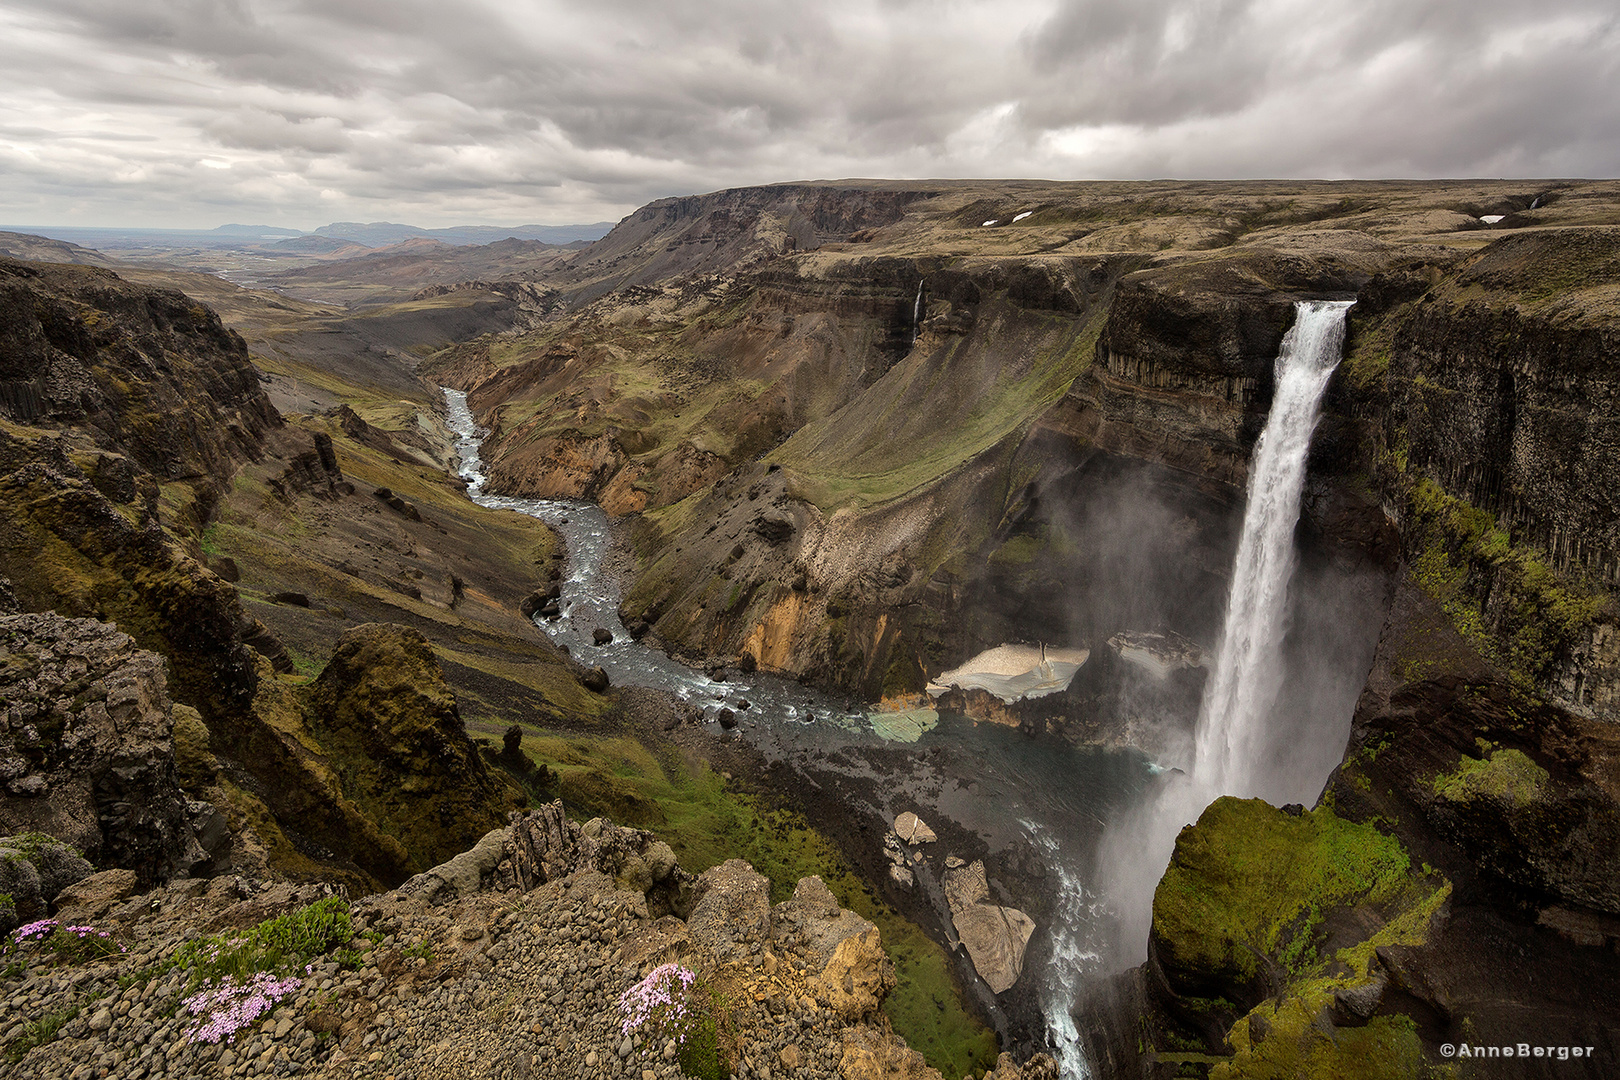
top-left (911, 280), bottom-right (924, 344)
top-left (1193, 300), bottom-right (1354, 796)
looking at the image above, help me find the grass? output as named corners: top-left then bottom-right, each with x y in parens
top-left (775, 306), bottom-right (1107, 512)
top-left (166, 896), bottom-right (354, 993)
top-left (506, 727), bottom-right (999, 1076)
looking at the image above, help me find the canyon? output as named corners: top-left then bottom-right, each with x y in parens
top-left (2, 178), bottom-right (1619, 1078)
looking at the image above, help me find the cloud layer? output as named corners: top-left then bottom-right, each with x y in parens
top-left (2, 0), bottom-right (1616, 227)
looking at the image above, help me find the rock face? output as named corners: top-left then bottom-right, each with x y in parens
top-left (942, 859), bottom-right (1035, 995)
top-left (0, 259), bottom-right (278, 481)
top-left (305, 623), bottom-right (525, 874)
top-left (0, 612), bottom-right (216, 885)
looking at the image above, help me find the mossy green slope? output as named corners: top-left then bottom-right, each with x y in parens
top-left (1150, 798), bottom-right (1450, 1078)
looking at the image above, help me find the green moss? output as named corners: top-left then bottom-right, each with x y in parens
top-left (1431, 748), bottom-right (1548, 808)
top-left (1404, 477), bottom-right (1602, 688)
top-left (988, 533), bottom-right (1044, 567)
top-left (1150, 797), bottom-right (1454, 1075)
top-left (1154, 799), bottom-right (1421, 987)
top-left (1218, 1005), bottom-right (1434, 1080)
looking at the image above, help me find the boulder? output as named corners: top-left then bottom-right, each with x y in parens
top-left (686, 859), bottom-right (771, 954)
top-left (942, 859), bottom-right (1035, 994)
top-left (580, 666), bottom-right (610, 692)
top-left (399, 827), bottom-right (509, 902)
top-left (838, 1025), bottom-right (941, 1080)
top-left (951, 903), bottom-right (1036, 995)
top-left (592, 627), bottom-right (613, 646)
top-left (893, 811), bottom-right (937, 844)
top-left (52, 867), bottom-right (138, 923)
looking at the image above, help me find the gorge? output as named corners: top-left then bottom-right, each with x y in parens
top-left (3, 179), bottom-right (1619, 1079)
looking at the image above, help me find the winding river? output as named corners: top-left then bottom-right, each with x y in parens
top-left (444, 387), bottom-right (1152, 1068)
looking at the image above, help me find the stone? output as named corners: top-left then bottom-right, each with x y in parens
top-left (53, 868), bottom-right (137, 922)
top-left (942, 860), bottom-right (1034, 994)
top-left (838, 1025), bottom-right (937, 1080)
top-left (814, 926), bottom-right (895, 1020)
top-left (580, 667), bottom-right (610, 692)
top-left (688, 860), bottom-right (772, 952)
top-left (717, 708), bottom-right (736, 729)
top-left (593, 627), bottom-right (614, 646)
top-left (951, 903), bottom-right (1035, 994)
top-left (893, 812), bottom-right (937, 844)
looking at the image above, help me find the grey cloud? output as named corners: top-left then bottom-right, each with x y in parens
top-left (0, 0), bottom-right (1615, 228)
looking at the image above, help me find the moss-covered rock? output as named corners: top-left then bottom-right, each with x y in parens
top-left (169, 704), bottom-right (218, 792)
top-left (1147, 797), bottom-right (1449, 1068)
top-left (305, 623), bottom-right (524, 873)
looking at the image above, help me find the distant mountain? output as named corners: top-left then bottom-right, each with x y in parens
top-left (312, 221), bottom-right (614, 248)
top-left (0, 230), bottom-right (118, 267)
top-left (210, 224), bottom-right (304, 237)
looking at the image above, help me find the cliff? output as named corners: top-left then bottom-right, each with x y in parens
top-left (0, 260), bottom-right (534, 896)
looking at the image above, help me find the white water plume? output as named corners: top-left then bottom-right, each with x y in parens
top-left (1066, 300), bottom-right (1354, 1075)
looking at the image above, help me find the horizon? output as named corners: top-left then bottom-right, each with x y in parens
top-left (2, 173), bottom-right (1610, 236)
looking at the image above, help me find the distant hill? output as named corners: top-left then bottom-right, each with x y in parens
top-left (211, 224), bottom-right (304, 237)
top-left (0, 230), bottom-right (118, 266)
top-left (312, 221), bottom-right (614, 247)
top-left (262, 235), bottom-right (573, 306)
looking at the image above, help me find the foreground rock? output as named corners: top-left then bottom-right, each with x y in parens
top-left (2, 800), bottom-right (1057, 1079)
top-left (0, 613), bottom-right (219, 886)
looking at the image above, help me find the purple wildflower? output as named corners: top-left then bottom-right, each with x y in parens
top-left (11, 919), bottom-right (58, 943)
top-left (617, 963), bottom-right (699, 1041)
top-left (182, 972), bottom-right (303, 1044)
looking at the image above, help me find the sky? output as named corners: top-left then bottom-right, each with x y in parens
top-left (2, 0), bottom-right (1617, 230)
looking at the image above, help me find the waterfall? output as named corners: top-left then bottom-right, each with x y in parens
top-left (1193, 299), bottom-right (1354, 795)
top-left (911, 280), bottom-right (924, 344)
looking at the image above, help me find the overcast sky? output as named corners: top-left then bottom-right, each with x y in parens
top-left (2, 0), bottom-right (1617, 229)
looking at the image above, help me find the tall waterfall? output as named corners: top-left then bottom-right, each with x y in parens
top-left (1075, 300), bottom-right (1354, 1079)
top-left (1193, 299), bottom-right (1354, 795)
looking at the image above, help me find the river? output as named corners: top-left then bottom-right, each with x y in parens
top-left (442, 387), bottom-right (1153, 1062)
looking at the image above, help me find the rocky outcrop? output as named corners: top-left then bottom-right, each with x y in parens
top-left (3, 791), bottom-right (1051, 1080)
top-left (305, 623), bottom-right (526, 874)
top-left (0, 258), bottom-right (277, 486)
top-left (0, 613), bottom-right (221, 885)
top-left (0, 833), bottom-right (93, 933)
